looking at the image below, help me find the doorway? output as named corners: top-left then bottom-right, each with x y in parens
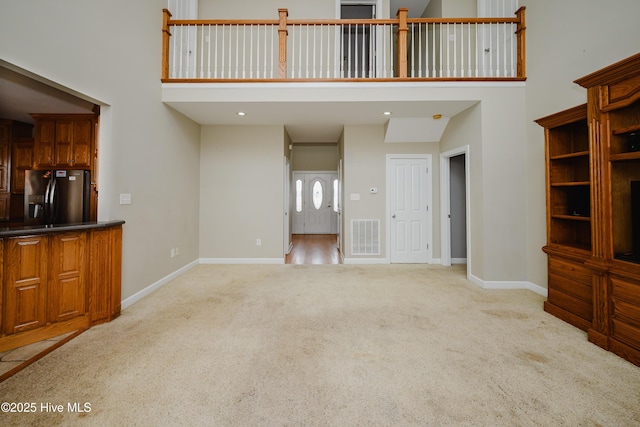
top-left (292, 171), bottom-right (339, 234)
top-left (440, 146), bottom-right (470, 269)
top-left (285, 234), bottom-right (342, 264)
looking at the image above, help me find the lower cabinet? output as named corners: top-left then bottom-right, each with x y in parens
top-left (50, 233), bottom-right (86, 323)
top-left (0, 223), bottom-right (123, 352)
top-left (4, 235), bottom-right (49, 334)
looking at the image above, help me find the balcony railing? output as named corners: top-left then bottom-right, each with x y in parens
top-left (161, 7), bottom-right (526, 82)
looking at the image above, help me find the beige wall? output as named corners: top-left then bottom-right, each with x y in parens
top-left (342, 124), bottom-right (440, 261)
top-left (292, 144), bottom-right (339, 171)
top-left (0, 0), bottom-right (202, 301)
top-left (200, 125), bottom-right (285, 260)
top-left (199, 0), bottom-right (392, 19)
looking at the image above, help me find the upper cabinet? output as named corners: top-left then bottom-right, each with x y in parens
top-left (32, 114), bottom-right (95, 169)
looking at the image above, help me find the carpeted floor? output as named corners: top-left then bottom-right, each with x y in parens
top-left (1, 264), bottom-right (639, 426)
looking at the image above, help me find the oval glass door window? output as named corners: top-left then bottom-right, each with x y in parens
top-left (312, 180), bottom-right (323, 210)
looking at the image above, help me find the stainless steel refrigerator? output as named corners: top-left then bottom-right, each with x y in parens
top-left (24, 170), bottom-right (91, 225)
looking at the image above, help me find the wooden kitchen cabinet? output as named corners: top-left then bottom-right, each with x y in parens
top-left (0, 221), bottom-right (124, 353)
top-left (32, 114), bottom-right (95, 169)
top-left (49, 232), bottom-right (86, 323)
top-left (89, 226), bottom-right (122, 324)
top-left (10, 140), bottom-right (34, 194)
top-left (4, 235), bottom-right (49, 334)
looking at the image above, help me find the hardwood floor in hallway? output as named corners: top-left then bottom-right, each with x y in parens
top-left (285, 234), bottom-right (342, 265)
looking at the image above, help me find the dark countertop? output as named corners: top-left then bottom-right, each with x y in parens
top-left (0, 220), bottom-right (125, 238)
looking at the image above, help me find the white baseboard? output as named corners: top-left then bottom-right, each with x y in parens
top-left (121, 259), bottom-right (199, 310)
top-left (468, 273), bottom-right (548, 297)
top-left (199, 258), bottom-right (285, 264)
top-left (343, 257), bottom-right (389, 264)
top-left (452, 258), bottom-right (467, 264)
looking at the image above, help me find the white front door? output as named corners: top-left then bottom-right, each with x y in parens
top-left (388, 156), bottom-right (431, 263)
top-left (293, 172), bottom-right (338, 234)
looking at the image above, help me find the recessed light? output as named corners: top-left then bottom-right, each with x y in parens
top-left (237, 112), bottom-right (246, 116)
top-left (383, 111), bottom-right (392, 116)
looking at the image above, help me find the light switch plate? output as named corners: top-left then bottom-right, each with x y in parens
top-left (120, 193), bottom-right (132, 205)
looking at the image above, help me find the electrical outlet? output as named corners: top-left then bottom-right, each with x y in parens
top-left (256, 239), bottom-right (262, 246)
top-left (175, 246), bottom-right (180, 256)
top-left (170, 248), bottom-right (176, 258)
top-left (120, 193), bottom-right (132, 205)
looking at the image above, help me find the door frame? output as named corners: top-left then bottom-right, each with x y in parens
top-left (440, 145), bottom-right (471, 268)
top-left (292, 170), bottom-right (339, 235)
top-left (284, 156), bottom-right (292, 255)
top-left (386, 154), bottom-right (433, 264)
top-left (336, 0), bottom-right (383, 18)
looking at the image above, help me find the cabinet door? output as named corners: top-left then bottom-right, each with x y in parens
top-left (89, 229), bottom-right (110, 323)
top-left (49, 233), bottom-right (87, 323)
top-left (34, 119), bottom-right (56, 167)
top-left (54, 120), bottom-right (73, 167)
top-left (0, 194), bottom-right (9, 221)
top-left (0, 142), bottom-right (8, 192)
top-left (4, 236), bottom-right (48, 334)
top-left (71, 119), bottom-right (93, 168)
top-left (11, 141), bottom-right (34, 194)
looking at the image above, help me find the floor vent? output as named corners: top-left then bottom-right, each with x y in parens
top-left (351, 219), bottom-right (380, 255)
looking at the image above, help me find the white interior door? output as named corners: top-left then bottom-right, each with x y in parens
top-left (388, 156), bottom-right (431, 263)
top-left (293, 172), bottom-right (338, 234)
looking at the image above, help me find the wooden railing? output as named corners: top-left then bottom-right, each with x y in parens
top-left (161, 7), bottom-right (526, 82)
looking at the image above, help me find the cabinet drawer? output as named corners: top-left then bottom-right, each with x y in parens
top-left (611, 276), bottom-right (640, 350)
top-left (546, 255), bottom-right (593, 323)
top-left (549, 257), bottom-right (592, 285)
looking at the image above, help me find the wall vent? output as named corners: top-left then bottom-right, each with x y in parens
top-left (351, 219), bottom-right (380, 255)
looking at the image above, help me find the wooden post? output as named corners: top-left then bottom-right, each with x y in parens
top-left (515, 6), bottom-right (526, 79)
top-left (278, 9), bottom-right (289, 79)
top-left (396, 8), bottom-right (408, 79)
top-left (162, 9), bottom-right (172, 81)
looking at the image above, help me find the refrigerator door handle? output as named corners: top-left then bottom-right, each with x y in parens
top-left (44, 178), bottom-right (52, 222)
top-left (50, 178), bottom-right (57, 223)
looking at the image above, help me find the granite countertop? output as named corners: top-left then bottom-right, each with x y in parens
top-left (0, 220), bottom-right (125, 238)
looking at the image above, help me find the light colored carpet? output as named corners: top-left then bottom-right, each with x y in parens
top-left (1, 264), bottom-right (639, 426)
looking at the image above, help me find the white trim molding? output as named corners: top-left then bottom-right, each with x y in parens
top-left (468, 273), bottom-right (548, 297)
top-left (121, 259), bottom-right (199, 310)
top-left (200, 258), bottom-right (285, 265)
top-left (343, 257), bottom-right (389, 264)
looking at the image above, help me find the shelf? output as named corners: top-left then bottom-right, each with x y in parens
top-left (610, 152), bottom-right (640, 162)
top-left (547, 242), bottom-right (592, 253)
top-left (550, 151), bottom-right (589, 160)
top-left (552, 214), bottom-right (591, 222)
top-left (551, 181), bottom-right (590, 187)
top-left (612, 124), bottom-right (640, 135)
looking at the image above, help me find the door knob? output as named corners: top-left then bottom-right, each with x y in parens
top-left (392, 214), bottom-right (396, 219)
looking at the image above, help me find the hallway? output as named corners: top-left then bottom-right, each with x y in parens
top-left (285, 234), bottom-right (342, 264)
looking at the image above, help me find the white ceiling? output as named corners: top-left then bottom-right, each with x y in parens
top-left (164, 97), bottom-right (476, 142)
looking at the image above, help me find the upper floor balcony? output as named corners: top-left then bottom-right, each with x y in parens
top-left (161, 7), bottom-right (526, 83)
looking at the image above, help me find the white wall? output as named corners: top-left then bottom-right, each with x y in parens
top-left (200, 125), bottom-right (285, 260)
top-left (0, 0), bottom-right (202, 301)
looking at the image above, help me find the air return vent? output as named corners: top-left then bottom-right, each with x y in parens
top-left (351, 219), bottom-right (380, 255)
